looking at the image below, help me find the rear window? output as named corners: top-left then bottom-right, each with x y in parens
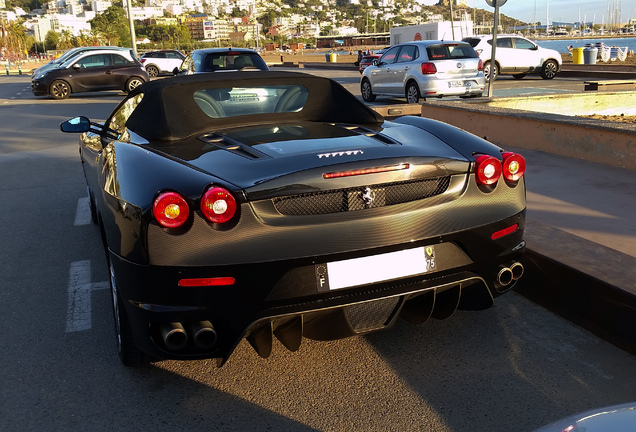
top-left (193, 85), bottom-right (308, 118)
top-left (426, 44), bottom-right (478, 60)
top-left (196, 52), bottom-right (268, 72)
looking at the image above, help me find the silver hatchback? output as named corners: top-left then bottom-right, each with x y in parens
top-left (361, 40), bottom-right (485, 103)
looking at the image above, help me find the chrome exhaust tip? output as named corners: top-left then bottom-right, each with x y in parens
top-left (160, 322), bottom-right (188, 351)
top-left (510, 262), bottom-right (524, 280)
top-left (497, 266), bottom-right (513, 286)
top-left (191, 320), bottom-right (217, 349)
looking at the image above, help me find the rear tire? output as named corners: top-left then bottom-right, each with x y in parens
top-left (146, 65), bottom-right (159, 77)
top-left (405, 81), bottom-right (421, 104)
top-left (50, 80), bottom-right (70, 100)
top-left (540, 60), bottom-right (558, 79)
top-left (109, 257), bottom-right (148, 367)
top-left (484, 61), bottom-right (498, 81)
top-left (125, 77), bottom-right (145, 93)
top-left (361, 78), bottom-right (376, 102)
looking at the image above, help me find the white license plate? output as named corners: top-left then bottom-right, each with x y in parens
top-left (449, 80), bottom-right (470, 88)
top-left (316, 246), bottom-right (436, 291)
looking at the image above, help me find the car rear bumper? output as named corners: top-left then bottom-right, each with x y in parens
top-left (110, 210), bottom-right (525, 365)
top-left (418, 77), bottom-right (486, 97)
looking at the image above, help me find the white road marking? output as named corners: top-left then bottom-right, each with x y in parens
top-left (66, 260), bottom-right (108, 333)
top-left (74, 197), bottom-right (91, 226)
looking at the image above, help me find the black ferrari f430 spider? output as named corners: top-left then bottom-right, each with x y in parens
top-left (61, 71), bottom-right (526, 367)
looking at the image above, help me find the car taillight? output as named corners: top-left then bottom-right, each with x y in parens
top-left (476, 49), bottom-right (483, 55)
top-left (201, 187), bottom-right (237, 224)
top-left (421, 62), bottom-right (437, 74)
top-left (478, 59), bottom-right (484, 71)
top-left (140, 58), bottom-right (146, 63)
top-left (475, 155), bottom-right (502, 185)
top-left (153, 192), bottom-right (190, 228)
top-left (502, 152), bottom-right (526, 181)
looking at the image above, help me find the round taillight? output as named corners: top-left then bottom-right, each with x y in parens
top-left (153, 192), bottom-right (190, 228)
top-left (502, 152), bottom-right (526, 181)
top-left (201, 187), bottom-right (237, 224)
top-left (475, 155), bottom-right (502, 185)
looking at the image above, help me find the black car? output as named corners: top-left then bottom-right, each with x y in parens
top-left (32, 49), bottom-right (149, 100)
top-left (60, 71), bottom-right (526, 367)
top-left (139, 49), bottom-right (185, 77)
top-left (175, 47), bottom-right (269, 75)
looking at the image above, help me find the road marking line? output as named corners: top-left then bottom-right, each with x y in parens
top-left (66, 260), bottom-right (108, 333)
top-left (74, 197), bottom-right (91, 226)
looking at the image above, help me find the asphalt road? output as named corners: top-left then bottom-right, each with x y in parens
top-left (1, 74), bottom-right (635, 432)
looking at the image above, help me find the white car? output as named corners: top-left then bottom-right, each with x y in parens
top-left (139, 50), bottom-right (185, 77)
top-left (462, 35), bottom-right (562, 80)
top-left (360, 40), bottom-right (485, 104)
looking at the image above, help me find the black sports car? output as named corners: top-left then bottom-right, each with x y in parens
top-left (61, 71), bottom-right (526, 367)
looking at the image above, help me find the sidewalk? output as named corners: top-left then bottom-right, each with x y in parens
top-left (513, 147), bottom-right (636, 355)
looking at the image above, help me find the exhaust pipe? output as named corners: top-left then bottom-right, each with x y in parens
top-left (510, 262), bottom-right (524, 280)
top-left (190, 320), bottom-right (217, 349)
top-left (160, 322), bottom-right (188, 350)
top-left (497, 266), bottom-right (514, 286)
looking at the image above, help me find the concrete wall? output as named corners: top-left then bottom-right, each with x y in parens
top-left (485, 91), bottom-right (636, 116)
top-left (415, 98), bottom-right (636, 171)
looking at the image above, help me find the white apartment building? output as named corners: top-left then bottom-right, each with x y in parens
top-left (31, 13), bottom-right (92, 41)
top-left (91, 0), bottom-right (112, 13)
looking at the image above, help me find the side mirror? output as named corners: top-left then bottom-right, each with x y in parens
top-left (372, 59), bottom-right (380, 66)
top-left (60, 116), bottom-right (91, 133)
top-left (72, 63), bottom-right (81, 70)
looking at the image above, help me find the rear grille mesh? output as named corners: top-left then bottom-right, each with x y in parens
top-left (273, 176), bottom-right (451, 216)
top-left (345, 297), bottom-right (401, 332)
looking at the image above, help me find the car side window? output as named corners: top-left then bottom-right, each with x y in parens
top-left (112, 54), bottom-right (132, 65)
top-left (165, 52), bottom-right (180, 59)
top-left (513, 38), bottom-right (536, 50)
top-left (180, 55), bottom-right (195, 73)
top-left (497, 38), bottom-right (513, 48)
top-left (380, 46), bottom-right (400, 64)
top-left (397, 45), bottom-right (417, 63)
top-left (107, 93), bottom-right (145, 140)
top-left (76, 54), bottom-right (111, 68)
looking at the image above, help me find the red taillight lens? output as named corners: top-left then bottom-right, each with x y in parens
top-left (478, 59), bottom-right (484, 71)
top-left (201, 187), bottom-right (237, 224)
top-left (140, 58), bottom-right (146, 63)
top-left (491, 224), bottom-right (519, 240)
top-left (502, 152), bottom-right (526, 181)
top-left (153, 192), bottom-right (190, 228)
top-left (178, 277), bottom-right (235, 287)
top-left (475, 155), bottom-right (502, 185)
top-left (421, 62), bottom-right (437, 74)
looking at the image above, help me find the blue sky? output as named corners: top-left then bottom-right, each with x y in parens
top-left (417, 1), bottom-right (634, 25)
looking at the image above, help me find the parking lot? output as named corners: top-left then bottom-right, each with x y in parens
top-left (1, 73), bottom-right (635, 431)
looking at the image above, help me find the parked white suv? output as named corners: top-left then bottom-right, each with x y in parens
top-left (139, 50), bottom-right (185, 77)
top-left (462, 35), bottom-right (562, 80)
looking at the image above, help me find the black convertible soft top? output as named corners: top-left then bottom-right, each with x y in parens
top-left (124, 71), bottom-right (384, 141)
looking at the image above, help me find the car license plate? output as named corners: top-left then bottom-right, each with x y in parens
top-left (449, 80), bottom-right (470, 88)
top-left (315, 246), bottom-right (436, 291)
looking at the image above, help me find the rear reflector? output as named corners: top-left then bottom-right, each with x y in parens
top-left (178, 277), bottom-right (236, 287)
top-left (491, 224), bottom-right (519, 240)
top-left (323, 163), bottom-right (409, 179)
